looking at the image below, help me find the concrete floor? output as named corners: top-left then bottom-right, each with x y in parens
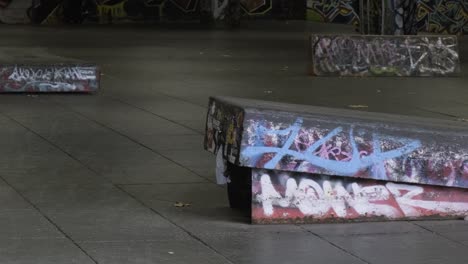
top-left (0, 21), bottom-right (467, 264)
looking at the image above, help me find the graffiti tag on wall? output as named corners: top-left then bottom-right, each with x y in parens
top-left (306, 0), bottom-right (359, 25)
top-left (240, 0), bottom-right (272, 15)
top-left (252, 171), bottom-right (468, 222)
top-left (1, 0), bottom-right (300, 24)
top-left (311, 35), bottom-right (460, 76)
top-left (171, 0), bottom-right (199, 12)
top-left (415, 0), bottom-right (468, 34)
top-left (306, 0), bottom-right (467, 34)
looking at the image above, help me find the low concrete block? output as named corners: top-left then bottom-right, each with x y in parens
top-left (206, 96), bottom-right (468, 189)
top-left (205, 96), bottom-right (468, 223)
top-left (309, 35), bottom-right (460, 77)
top-left (0, 64), bottom-right (100, 93)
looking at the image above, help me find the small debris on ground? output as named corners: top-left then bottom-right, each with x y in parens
top-left (168, 252), bottom-right (175, 255)
top-left (174, 202), bottom-right (191, 207)
top-left (282, 66), bottom-right (289, 71)
top-left (264, 90), bottom-right (273, 94)
top-left (457, 118), bottom-right (468, 122)
top-left (348, 105), bottom-right (368, 109)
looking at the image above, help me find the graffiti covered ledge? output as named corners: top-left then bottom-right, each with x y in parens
top-left (309, 35), bottom-right (461, 77)
top-left (0, 48), bottom-right (100, 93)
top-left (204, 96), bottom-right (468, 223)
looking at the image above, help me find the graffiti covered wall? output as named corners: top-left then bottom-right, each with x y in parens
top-left (415, 0), bottom-right (468, 34)
top-left (0, 0), bottom-right (205, 24)
top-left (306, 0), bottom-right (359, 25)
top-left (252, 170), bottom-right (468, 223)
top-left (91, 0), bottom-right (202, 22)
top-left (0, 0), bottom-right (304, 24)
top-left (307, 0), bottom-right (468, 34)
top-left (0, 0), bottom-right (466, 32)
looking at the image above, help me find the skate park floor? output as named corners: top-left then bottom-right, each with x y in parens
top-left (0, 21), bottom-right (467, 264)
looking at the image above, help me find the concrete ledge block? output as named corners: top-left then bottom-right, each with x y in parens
top-left (0, 64), bottom-right (100, 93)
top-left (309, 34), bottom-right (460, 77)
top-left (205, 96), bottom-right (468, 189)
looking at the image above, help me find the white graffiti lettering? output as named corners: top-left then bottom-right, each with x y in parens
top-left (257, 174), bottom-right (468, 218)
top-left (8, 66), bottom-right (96, 82)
